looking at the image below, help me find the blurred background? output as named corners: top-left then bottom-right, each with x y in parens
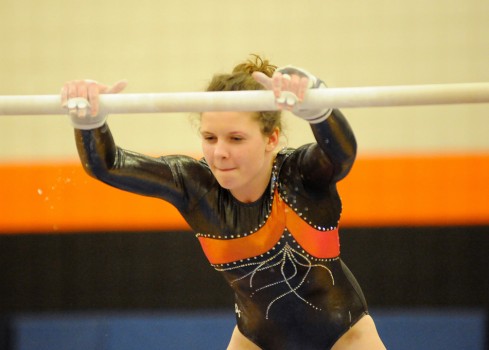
top-left (0, 0), bottom-right (488, 349)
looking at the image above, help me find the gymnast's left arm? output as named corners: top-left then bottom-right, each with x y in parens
top-left (307, 108), bottom-right (357, 182)
top-left (253, 67), bottom-right (357, 183)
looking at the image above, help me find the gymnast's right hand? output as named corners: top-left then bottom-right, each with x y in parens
top-left (60, 79), bottom-right (127, 130)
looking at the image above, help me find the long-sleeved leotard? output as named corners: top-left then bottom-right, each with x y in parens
top-left (75, 109), bottom-right (368, 350)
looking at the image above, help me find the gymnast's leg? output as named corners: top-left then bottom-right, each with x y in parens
top-left (226, 317), bottom-right (385, 350)
top-left (227, 326), bottom-right (261, 350)
top-left (331, 315), bottom-right (386, 350)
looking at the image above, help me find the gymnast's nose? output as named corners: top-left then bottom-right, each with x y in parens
top-left (214, 139), bottom-right (230, 159)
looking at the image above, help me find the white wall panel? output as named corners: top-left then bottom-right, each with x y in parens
top-left (1, 0), bottom-right (488, 161)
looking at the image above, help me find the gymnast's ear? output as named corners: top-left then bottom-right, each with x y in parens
top-left (265, 127), bottom-right (280, 152)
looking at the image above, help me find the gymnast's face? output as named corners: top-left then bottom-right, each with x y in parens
top-left (200, 111), bottom-right (279, 203)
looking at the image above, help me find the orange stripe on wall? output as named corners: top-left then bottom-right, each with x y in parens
top-left (1, 154), bottom-right (488, 234)
top-left (0, 163), bottom-right (187, 233)
top-left (338, 153), bottom-right (489, 227)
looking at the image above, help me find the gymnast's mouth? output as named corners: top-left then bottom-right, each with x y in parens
top-left (213, 164), bottom-right (237, 172)
top-left (215, 167), bottom-right (236, 172)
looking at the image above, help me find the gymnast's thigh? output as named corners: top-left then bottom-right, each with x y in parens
top-left (227, 317), bottom-right (385, 350)
top-left (227, 326), bottom-right (261, 350)
top-left (331, 315), bottom-right (386, 350)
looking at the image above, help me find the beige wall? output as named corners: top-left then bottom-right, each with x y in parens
top-left (1, 0), bottom-right (488, 162)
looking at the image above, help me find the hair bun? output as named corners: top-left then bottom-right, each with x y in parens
top-left (232, 54), bottom-right (277, 78)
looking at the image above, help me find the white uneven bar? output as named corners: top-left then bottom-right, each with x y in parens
top-left (0, 82), bottom-right (488, 116)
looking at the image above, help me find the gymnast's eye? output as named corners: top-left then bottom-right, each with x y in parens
top-left (201, 133), bottom-right (216, 142)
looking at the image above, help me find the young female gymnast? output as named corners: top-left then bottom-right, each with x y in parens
top-left (61, 55), bottom-right (385, 349)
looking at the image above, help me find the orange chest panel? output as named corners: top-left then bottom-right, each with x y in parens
top-left (197, 192), bottom-right (340, 265)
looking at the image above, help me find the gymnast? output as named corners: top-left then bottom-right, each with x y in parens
top-left (61, 55), bottom-right (385, 349)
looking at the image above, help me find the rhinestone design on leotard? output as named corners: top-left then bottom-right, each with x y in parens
top-left (213, 231), bottom-right (336, 319)
top-left (196, 150), bottom-right (341, 318)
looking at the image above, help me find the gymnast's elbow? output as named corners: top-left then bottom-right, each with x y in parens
top-left (74, 128), bottom-right (118, 182)
top-left (332, 136), bottom-right (357, 182)
top-left (80, 158), bottom-right (112, 182)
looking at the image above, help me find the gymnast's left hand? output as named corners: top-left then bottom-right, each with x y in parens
top-left (60, 79), bottom-right (127, 129)
top-left (252, 68), bottom-right (309, 111)
top-left (253, 66), bottom-right (332, 123)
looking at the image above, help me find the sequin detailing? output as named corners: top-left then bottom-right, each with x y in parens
top-left (196, 189), bottom-right (339, 264)
top-left (194, 150), bottom-right (342, 318)
top-left (215, 240), bottom-right (335, 319)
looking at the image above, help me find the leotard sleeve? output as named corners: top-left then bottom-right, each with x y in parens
top-left (74, 123), bottom-right (213, 213)
top-left (298, 109), bottom-right (357, 187)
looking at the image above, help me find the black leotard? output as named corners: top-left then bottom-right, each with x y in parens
top-left (75, 109), bottom-right (368, 349)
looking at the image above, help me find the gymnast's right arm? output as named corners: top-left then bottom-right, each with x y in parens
top-left (61, 79), bottom-right (202, 209)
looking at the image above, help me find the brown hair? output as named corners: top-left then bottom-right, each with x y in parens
top-left (205, 54), bottom-right (282, 135)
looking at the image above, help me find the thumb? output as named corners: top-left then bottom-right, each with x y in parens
top-left (252, 72), bottom-right (273, 90)
top-left (106, 79), bottom-right (128, 94)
